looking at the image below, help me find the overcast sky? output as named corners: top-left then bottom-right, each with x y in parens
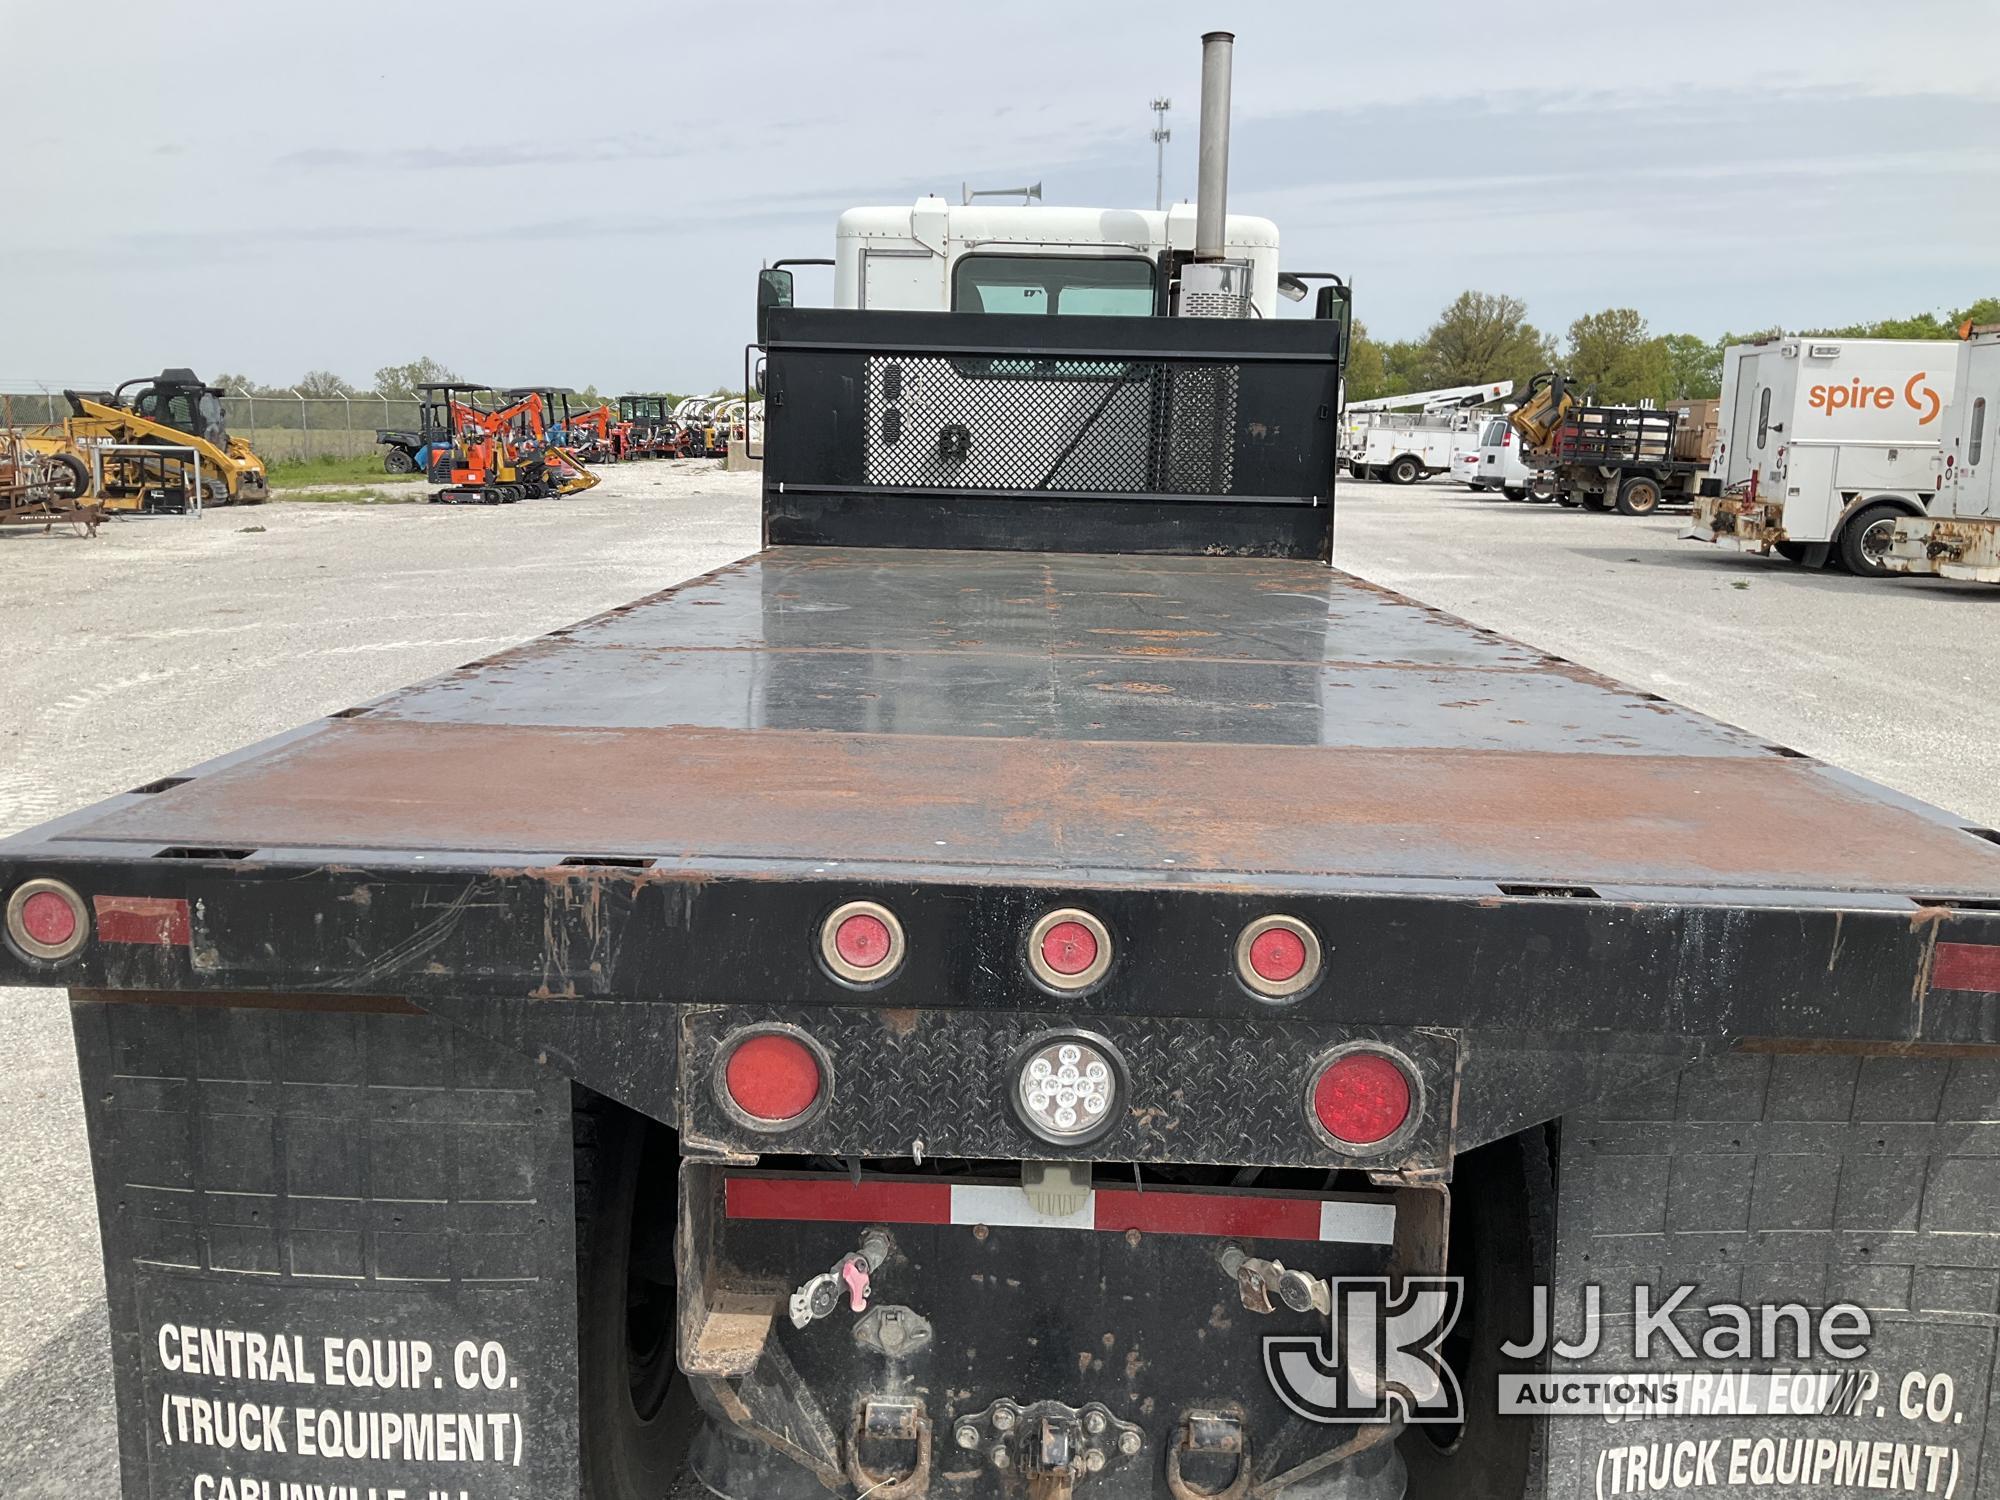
top-left (6, 0), bottom-right (1998, 394)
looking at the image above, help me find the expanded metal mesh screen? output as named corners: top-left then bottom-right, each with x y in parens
top-left (861, 355), bottom-right (1241, 496)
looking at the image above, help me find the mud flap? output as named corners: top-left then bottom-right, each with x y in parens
top-left (71, 997), bottom-right (581, 1499)
top-left (1542, 1052), bottom-right (1998, 1499)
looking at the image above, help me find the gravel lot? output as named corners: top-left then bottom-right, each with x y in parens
top-left (2, 470), bottom-right (1995, 1493)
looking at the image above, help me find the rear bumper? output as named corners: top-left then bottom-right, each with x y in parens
top-left (1887, 515), bottom-right (2000, 581)
top-left (1686, 492), bottom-right (1782, 550)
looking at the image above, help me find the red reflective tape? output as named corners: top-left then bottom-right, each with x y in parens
top-left (1933, 942), bottom-right (2000, 994)
top-left (1093, 1188), bottom-right (1323, 1243)
top-left (725, 1176), bottom-right (951, 1227)
top-left (92, 895), bottom-right (191, 947)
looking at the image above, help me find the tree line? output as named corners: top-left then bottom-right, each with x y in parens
top-left (211, 357), bottom-right (691, 408)
top-left (1347, 293), bottom-right (2000, 406)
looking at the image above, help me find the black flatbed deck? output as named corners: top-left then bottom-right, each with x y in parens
top-left (12, 545), bottom-right (2000, 900)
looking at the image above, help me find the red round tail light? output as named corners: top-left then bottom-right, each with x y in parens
top-left (1236, 915), bottom-right (1321, 999)
top-left (1310, 1049), bottom-right (1414, 1150)
top-left (7, 879), bottom-right (88, 962)
top-left (721, 1031), bottom-right (824, 1128)
top-left (1026, 908), bottom-right (1113, 991)
top-left (819, 900), bottom-right (905, 985)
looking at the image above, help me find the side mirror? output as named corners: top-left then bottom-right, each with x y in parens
top-left (1314, 282), bottom-right (1353, 364)
top-left (756, 268), bottom-right (794, 346)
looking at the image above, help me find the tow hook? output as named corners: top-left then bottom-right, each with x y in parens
top-left (1166, 1409), bottom-right (1251, 1500)
top-left (789, 1228), bottom-right (890, 1329)
top-left (951, 1399), bottom-right (1143, 1496)
top-left (1218, 1243), bottom-right (1328, 1316)
top-left (847, 1398), bottom-right (932, 1500)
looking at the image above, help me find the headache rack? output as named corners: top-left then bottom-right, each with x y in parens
top-left (758, 307), bottom-right (1343, 559)
top-left (1547, 403), bottom-right (1688, 467)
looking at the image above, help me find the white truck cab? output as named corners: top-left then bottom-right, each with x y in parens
top-left (1684, 336), bottom-right (1956, 575)
top-left (1887, 328), bottom-right (2000, 582)
top-left (830, 199), bottom-right (1282, 317)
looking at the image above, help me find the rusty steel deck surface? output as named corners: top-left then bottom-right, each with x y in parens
top-left (16, 546), bottom-right (2000, 899)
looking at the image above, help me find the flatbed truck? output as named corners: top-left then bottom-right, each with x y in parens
top-left (4, 34), bottom-right (2000, 1500)
top-left (1512, 375), bottom-right (1705, 515)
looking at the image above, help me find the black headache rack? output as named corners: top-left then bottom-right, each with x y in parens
top-left (759, 306), bottom-right (1341, 559)
top-left (1545, 403), bottom-right (1693, 470)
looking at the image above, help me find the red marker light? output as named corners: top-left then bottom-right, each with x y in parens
top-left (1236, 915), bottom-right (1321, 999)
top-left (819, 901), bottom-right (905, 984)
top-left (1041, 921), bottom-right (1098, 975)
top-left (1249, 926), bottom-right (1307, 983)
top-left (1312, 1052), bottom-right (1412, 1148)
top-left (20, 891), bottom-right (77, 948)
top-left (723, 1033), bottom-right (823, 1125)
top-left (1027, 909), bottom-right (1113, 991)
top-left (834, 912), bottom-right (891, 969)
top-left (6, 879), bottom-right (88, 962)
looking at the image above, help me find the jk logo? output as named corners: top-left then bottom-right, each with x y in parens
top-left (1263, 1277), bottom-right (1465, 1425)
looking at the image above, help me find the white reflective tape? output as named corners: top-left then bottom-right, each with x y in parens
top-left (948, 1184), bottom-right (1097, 1231)
top-left (1319, 1201), bottom-right (1397, 1245)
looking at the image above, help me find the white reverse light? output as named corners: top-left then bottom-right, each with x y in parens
top-left (1016, 1037), bottom-right (1119, 1144)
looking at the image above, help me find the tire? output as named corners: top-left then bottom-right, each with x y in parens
top-left (1465, 483), bottom-right (1484, 492)
top-left (382, 446), bottom-right (417, 474)
top-left (1555, 494), bottom-right (1580, 508)
top-left (1502, 486), bottom-right (1528, 501)
top-left (1400, 1129), bottom-right (1552, 1500)
top-left (576, 1090), bottom-right (689, 1500)
top-left (1615, 475), bottom-right (1663, 516)
top-left (44, 451), bottom-right (91, 499)
top-left (1581, 492), bottom-right (1613, 512)
top-left (1838, 503), bottom-right (1901, 578)
top-left (1388, 456), bottom-right (1422, 485)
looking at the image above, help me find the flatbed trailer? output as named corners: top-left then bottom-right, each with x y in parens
top-left (6, 301), bottom-right (2000, 1500)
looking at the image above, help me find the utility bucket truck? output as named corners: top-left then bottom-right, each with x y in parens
top-left (1684, 336), bottom-right (1957, 575)
top-left (1339, 381), bottom-right (1513, 485)
top-left (1886, 326), bottom-right (2000, 581)
top-left (6, 32), bottom-right (2000, 1500)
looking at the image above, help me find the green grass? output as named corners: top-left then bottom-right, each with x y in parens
top-left (266, 453), bottom-right (424, 488)
top-left (273, 487), bottom-right (421, 505)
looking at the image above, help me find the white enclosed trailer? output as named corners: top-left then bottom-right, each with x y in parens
top-left (1684, 336), bottom-right (1956, 575)
top-left (1887, 328), bottom-right (2000, 581)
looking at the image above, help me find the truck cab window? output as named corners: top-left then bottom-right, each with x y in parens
top-left (1757, 386), bottom-right (1771, 449)
top-left (951, 255), bottom-right (1155, 316)
top-left (1972, 397), bottom-right (1987, 466)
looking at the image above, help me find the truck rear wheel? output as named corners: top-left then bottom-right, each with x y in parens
top-left (1838, 503), bottom-right (1900, 578)
top-left (1389, 456), bottom-right (1422, 485)
top-left (1615, 476), bottom-right (1662, 516)
top-left (576, 1090), bottom-right (690, 1500)
top-left (1401, 1128), bottom-right (1552, 1500)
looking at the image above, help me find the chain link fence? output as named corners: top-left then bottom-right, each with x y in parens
top-left (1, 385), bottom-right (422, 464)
